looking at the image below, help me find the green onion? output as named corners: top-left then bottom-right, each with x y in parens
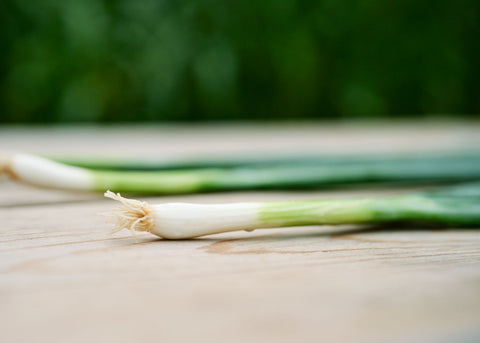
top-left (2, 152), bottom-right (480, 194)
top-left (105, 182), bottom-right (480, 239)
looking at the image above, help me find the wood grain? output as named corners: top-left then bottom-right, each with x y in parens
top-left (1, 122), bottom-right (480, 343)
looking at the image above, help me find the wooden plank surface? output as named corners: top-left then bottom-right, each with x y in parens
top-left (1, 121), bottom-right (480, 343)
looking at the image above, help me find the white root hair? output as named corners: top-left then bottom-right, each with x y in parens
top-left (0, 153), bottom-right (12, 177)
top-left (104, 191), bottom-right (155, 235)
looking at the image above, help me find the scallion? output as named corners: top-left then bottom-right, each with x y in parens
top-left (2, 152), bottom-right (480, 194)
top-left (105, 182), bottom-right (480, 239)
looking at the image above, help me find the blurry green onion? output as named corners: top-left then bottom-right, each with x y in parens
top-left (2, 152), bottom-right (480, 194)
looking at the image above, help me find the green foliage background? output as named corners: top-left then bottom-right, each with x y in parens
top-left (1, 0), bottom-right (479, 122)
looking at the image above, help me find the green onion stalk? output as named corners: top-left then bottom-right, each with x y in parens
top-left (57, 152), bottom-right (480, 171)
top-left (1, 152), bottom-right (480, 194)
top-left (105, 182), bottom-right (480, 239)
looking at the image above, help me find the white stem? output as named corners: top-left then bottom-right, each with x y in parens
top-left (105, 191), bottom-right (260, 239)
top-left (150, 202), bottom-right (261, 239)
top-left (0, 153), bottom-right (93, 190)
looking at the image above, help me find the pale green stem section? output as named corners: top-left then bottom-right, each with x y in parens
top-left (91, 169), bottom-right (224, 194)
top-left (258, 198), bottom-right (379, 227)
top-left (258, 194), bottom-right (480, 227)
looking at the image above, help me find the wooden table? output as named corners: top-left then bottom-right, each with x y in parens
top-left (1, 121), bottom-right (480, 343)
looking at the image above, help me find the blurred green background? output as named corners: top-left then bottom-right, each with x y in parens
top-left (1, 0), bottom-right (479, 123)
